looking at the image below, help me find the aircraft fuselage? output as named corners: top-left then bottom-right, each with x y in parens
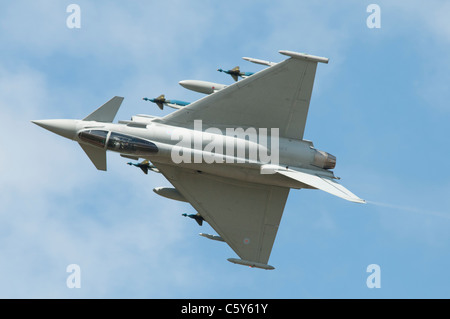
top-left (32, 118), bottom-right (337, 190)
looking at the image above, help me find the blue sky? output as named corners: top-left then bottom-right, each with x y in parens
top-left (0, 0), bottom-right (449, 298)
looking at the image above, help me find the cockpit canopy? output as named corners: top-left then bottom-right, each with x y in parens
top-left (78, 130), bottom-right (158, 156)
top-left (78, 130), bottom-right (108, 148)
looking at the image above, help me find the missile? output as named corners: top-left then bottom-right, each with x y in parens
top-left (217, 66), bottom-right (254, 82)
top-left (227, 258), bottom-right (275, 270)
top-left (179, 80), bottom-right (227, 95)
top-left (242, 56), bottom-right (277, 67)
top-left (143, 94), bottom-right (190, 110)
top-left (182, 213), bottom-right (204, 226)
top-left (199, 233), bottom-right (224, 242)
top-left (153, 187), bottom-right (187, 202)
top-left (127, 160), bottom-right (159, 174)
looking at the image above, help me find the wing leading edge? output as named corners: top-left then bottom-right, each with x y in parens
top-left (158, 51), bottom-right (328, 140)
top-left (153, 163), bottom-right (290, 269)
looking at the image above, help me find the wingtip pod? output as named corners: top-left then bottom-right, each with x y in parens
top-left (279, 50), bottom-right (329, 64)
top-left (227, 258), bottom-right (275, 270)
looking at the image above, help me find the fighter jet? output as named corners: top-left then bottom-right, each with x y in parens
top-left (217, 66), bottom-right (254, 82)
top-left (142, 94), bottom-right (190, 110)
top-left (32, 50), bottom-right (365, 270)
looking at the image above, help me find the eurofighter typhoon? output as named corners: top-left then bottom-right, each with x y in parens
top-left (32, 50), bottom-right (365, 270)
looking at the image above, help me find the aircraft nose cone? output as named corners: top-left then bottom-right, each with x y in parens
top-left (32, 119), bottom-right (79, 140)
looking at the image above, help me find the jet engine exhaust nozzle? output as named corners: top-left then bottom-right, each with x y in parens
top-left (313, 150), bottom-right (336, 170)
